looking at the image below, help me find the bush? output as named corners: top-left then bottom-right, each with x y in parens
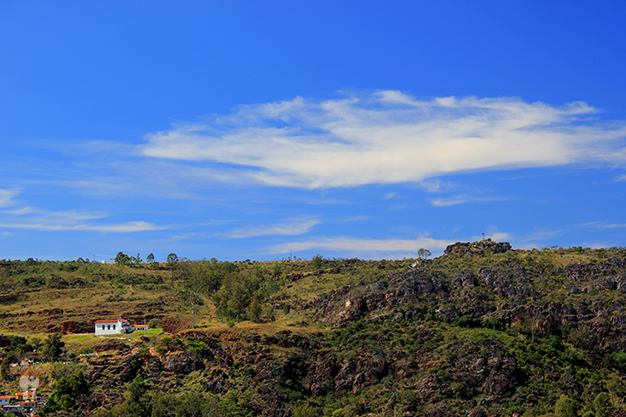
top-left (148, 318), bottom-right (162, 328)
top-left (312, 254), bottom-right (323, 270)
top-left (555, 394), bottom-right (579, 417)
top-left (78, 346), bottom-right (94, 355)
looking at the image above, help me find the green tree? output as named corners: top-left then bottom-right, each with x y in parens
top-left (115, 251), bottom-right (130, 266)
top-left (249, 293), bottom-right (262, 323)
top-left (167, 253), bottom-right (179, 268)
top-left (42, 333), bottom-right (65, 358)
top-left (184, 338), bottom-right (209, 357)
top-left (0, 355), bottom-right (12, 381)
top-left (293, 401), bottom-right (320, 417)
top-left (312, 254), bottom-right (323, 270)
top-left (29, 336), bottom-right (42, 352)
top-left (152, 391), bottom-right (220, 417)
top-left (592, 392), bottom-right (612, 417)
top-left (123, 378), bottom-right (152, 417)
top-left (42, 372), bottom-right (89, 413)
top-left (555, 394), bottom-right (579, 417)
top-left (213, 271), bottom-right (261, 321)
top-left (417, 248), bottom-right (432, 262)
top-left (146, 253), bottom-right (155, 263)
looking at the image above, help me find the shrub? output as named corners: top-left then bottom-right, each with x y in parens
top-left (78, 346), bottom-right (94, 355)
top-left (555, 394), bottom-right (579, 417)
top-left (312, 254), bottom-right (323, 270)
top-left (148, 318), bottom-right (162, 328)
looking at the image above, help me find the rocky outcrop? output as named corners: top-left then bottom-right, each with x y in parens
top-left (445, 240), bottom-right (512, 256)
top-left (162, 351), bottom-right (197, 374)
top-left (60, 320), bottom-right (87, 334)
top-left (94, 340), bottom-right (131, 353)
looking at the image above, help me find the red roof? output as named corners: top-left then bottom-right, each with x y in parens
top-left (0, 395), bottom-right (10, 399)
top-left (95, 319), bottom-right (120, 323)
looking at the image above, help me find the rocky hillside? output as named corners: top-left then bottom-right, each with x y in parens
top-left (3, 242), bottom-right (626, 417)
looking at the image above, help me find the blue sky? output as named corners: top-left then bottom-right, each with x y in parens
top-left (1, 1), bottom-right (626, 262)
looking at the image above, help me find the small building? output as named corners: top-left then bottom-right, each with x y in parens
top-left (94, 317), bottom-right (148, 336)
top-left (0, 395), bottom-right (10, 405)
top-left (2, 405), bottom-right (21, 413)
top-left (15, 389), bottom-right (36, 401)
top-left (94, 317), bottom-right (126, 335)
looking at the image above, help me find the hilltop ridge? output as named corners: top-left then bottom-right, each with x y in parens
top-left (2, 242), bottom-right (626, 416)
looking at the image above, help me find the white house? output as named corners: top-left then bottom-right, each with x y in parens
top-left (94, 317), bottom-right (148, 336)
top-left (94, 317), bottom-right (126, 335)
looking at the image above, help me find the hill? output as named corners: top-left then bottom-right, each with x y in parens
top-left (2, 242), bottom-right (626, 416)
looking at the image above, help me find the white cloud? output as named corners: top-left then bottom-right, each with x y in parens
top-left (0, 220), bottom-right (163, 233)
top-left (228, 217), bottom-right (320, 238)
top-left (340, 215), bottom-right (370, 223)
top-left (266, 236), bottom-right (452, 258)
top-left (488, 232), bottom-right (513, 242)
top-left (0, 195), bottom-right (165, 233)
top-left (0, 189), bottom-right (20, 207)
top-left (419, 179), bottom-right (456, 193)
top-left (140, 92), bottom-right (626, 189)
top-left (579, 221), bottom-right (626, 229)
top-left (429, 195), bottom-right (509, 207)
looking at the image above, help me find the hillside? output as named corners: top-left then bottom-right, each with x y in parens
top-left (2, 242), bottom-right (626, 416)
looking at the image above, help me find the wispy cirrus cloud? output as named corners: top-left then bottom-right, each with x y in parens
top-left (579, 221), bottom-right (626, 229)
top-left (227, 217), bottom-right (320, 238)
top-left (429, 195), bottom-right (509, 207)
top-left (0, 190), bottom-right (164, 233)
top-left (0, 189), bottom-right (20, 207)
top-left (0, 220), bottom-right (162, 233)
top-left (266, 236), bottom-right (452, 258)
top-left (140, 91), bottom-right (626, 189)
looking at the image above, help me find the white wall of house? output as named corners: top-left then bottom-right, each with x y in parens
top-left (94, 318), bottom-right (124, 335)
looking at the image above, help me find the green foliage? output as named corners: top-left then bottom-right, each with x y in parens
top-left (591, 392), bottom-right (612, 417)
top-left (123, 378), bottom-right (153, 417)
top-left (115, 251), bottom-right (130, 266)
top-left (42, 333), bottom-right (65, 358)
top-left (272, 262), bottom-right (282, 277)
top-left (555, 394), bottom-right (579, 417)
top-left (78, 346), bottom-right (94, 355)
top-left (293, 402), bottom-right (320, 417)
top-left (417, 248), bottom-right (432, 261)
top-left (217, 392), bottom-right (251, 417)
top-left (213, 270), bottom-right (267, 322)
top-left (566, 325), bottom-right (598, 350)
top-left (312, 254), bottom-right (324, 270)
top-left (152, 391), bottom-right (220, 417)
top-left (610, 352), bottom-right (626, 371)
top-left (249, 293), bottom-right (263, 323)
top-left (148, 318), bottom-right (162, 328)
top-left (43, 372), bottom-right (90, 413)
top-left (167, 253), bottom-right (179, 267)
top-left (184, 338), bottom-right (209, 356)
top-left (0, 355), bottom-right (12, 381)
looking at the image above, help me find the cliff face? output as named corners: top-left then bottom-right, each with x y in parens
top-left (313, 251), bottom-right (626, 353)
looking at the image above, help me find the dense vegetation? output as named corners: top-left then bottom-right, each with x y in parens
top-left (2, 242), bottom-right (626, 416)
